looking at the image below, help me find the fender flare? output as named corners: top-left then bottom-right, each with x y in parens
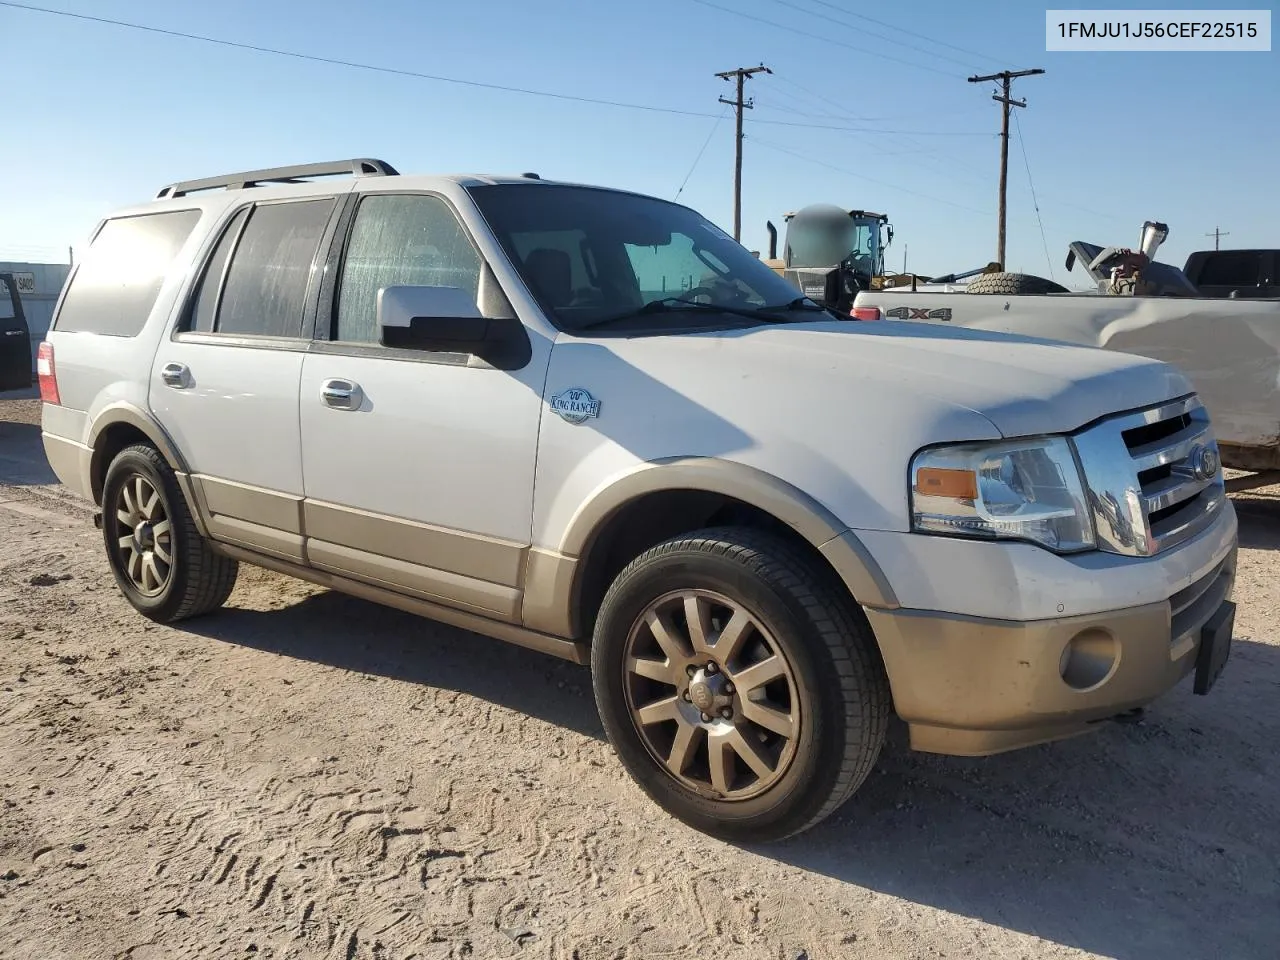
top-left (560, 457), bottom-right (898, 609)
top-left (85, 403), bottom-right (209, 536)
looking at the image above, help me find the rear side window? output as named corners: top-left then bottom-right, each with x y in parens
top-left (1197, 252), bottom-right (1261, 287)
top-left (54, 209), bottom-right (201, 337)
top-left (213, 198), bottom-right (335, 338)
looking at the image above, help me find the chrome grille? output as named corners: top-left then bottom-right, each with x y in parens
top-left (1072, 394), bottom-right (1226, 557)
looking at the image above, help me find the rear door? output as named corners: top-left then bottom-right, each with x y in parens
top-left (0, 275), bottom-right (32, 391)
top-left (149, 195), bottom-right (343, 563)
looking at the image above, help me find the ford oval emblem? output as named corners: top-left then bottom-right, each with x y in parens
top-left (550, 388), bottom-right (601, 425)
top-left (1189, 444), bottom-right (1219, 482)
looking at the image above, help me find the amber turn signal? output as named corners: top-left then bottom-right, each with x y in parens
top-left (914, 467), bottom-right (978, 500)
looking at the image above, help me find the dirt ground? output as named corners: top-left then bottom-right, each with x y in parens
top-left (1, 387), bottom-right (1277, 960)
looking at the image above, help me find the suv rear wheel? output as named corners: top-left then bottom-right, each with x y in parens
top-left (101, 443), bottom-right (238, 622)
top-left (591, 526), bottom-right (890, 841)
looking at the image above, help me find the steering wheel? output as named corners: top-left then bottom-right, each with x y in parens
top-left (673, 286), bottom-right (717, 304)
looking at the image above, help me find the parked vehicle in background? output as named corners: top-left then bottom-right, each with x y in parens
top-left (855, 222), bottom-right (1280, 490)
top-left (0, 272), bottom-right (33, 390)
top-left (1182, 248), bottom-right (1280, 299)
top-left (39, 159), bottom-right (1238, 840)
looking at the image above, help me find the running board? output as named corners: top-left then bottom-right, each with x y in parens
top-left (211, 543), bottom-right (589, 665)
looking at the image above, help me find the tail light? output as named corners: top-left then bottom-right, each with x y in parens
top-left (850, 306), bottom-right (881, 321)
top-left (37, 341), bottom-right (60, 405)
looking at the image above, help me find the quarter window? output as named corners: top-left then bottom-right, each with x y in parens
top-left (54, 209), bottom-right (201, 337)
top-left (334, 194), bottom-right (482, 344)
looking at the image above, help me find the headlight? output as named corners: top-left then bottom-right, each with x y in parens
top-left (910, 437), bottom-right (1095, 553)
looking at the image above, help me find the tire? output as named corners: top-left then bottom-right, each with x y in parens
top-left (964, 271), bottom-right (1068, 295)
top-left (101, 443), bottom-right (238, 623)
top-left (591, 526), bottom-right (890, 842)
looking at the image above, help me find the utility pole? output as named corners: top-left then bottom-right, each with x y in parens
top-left (1205, 226), bottom-right (1230, 250)
top-left (968, 67), bottom-right (1044, 268)
top-left (716, 63), bottom-right (771, 242)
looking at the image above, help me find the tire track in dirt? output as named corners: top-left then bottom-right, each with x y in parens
top-left (2, 443), bottom-right (1279, 959)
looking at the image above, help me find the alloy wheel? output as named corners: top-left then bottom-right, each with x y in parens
top-left (113, 474), bottom-right (173, 597)
top-left (622, 589), bottom-right (802, 800)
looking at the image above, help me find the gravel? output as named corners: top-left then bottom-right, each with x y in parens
top-left (1, 393), bottom-right (1277, 960)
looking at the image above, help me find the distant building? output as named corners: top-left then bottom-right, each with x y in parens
top-left (0, 260), bottom-right (72, 372)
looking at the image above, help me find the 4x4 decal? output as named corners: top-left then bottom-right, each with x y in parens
top-left (884, 306), bottom-right (953, 322)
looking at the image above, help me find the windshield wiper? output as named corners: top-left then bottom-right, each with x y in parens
top-left (754, 296), bottom-right (828, 314)
top-left (574, 297), bottom-right (791, 331)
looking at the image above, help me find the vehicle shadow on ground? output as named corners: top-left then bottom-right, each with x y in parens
top-left (0, 421), bottom-right (58, 487)
top-left (1232, 493), bottom-right (1280, 550)
top-left (757, 632), bottom-right (1280, 960)
top-left (189, 581), bottom-right (1279, 960)
top-left (183, 587), bottom-right (606, 740)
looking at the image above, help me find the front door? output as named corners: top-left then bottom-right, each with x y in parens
top-left (149, 196), bottom-right (340, 563)
top-left (298, 192), bottom-right (550, 622)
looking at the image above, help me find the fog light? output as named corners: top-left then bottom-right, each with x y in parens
top-left (1059, 629), bottom-right (1120, 691)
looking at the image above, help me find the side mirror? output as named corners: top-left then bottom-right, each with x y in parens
top-left (376, 265), bottom-right (530, 369)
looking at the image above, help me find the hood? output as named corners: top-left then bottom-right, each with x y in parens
top-left (541, 319), bottom-right (1196, 535)
top-left (690, 319), bottom-right (1192, 438)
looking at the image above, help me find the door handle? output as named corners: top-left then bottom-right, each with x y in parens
top-left (160, 362), bottom-right (189, 388)
top-left (320, 378), bottom-right (362, 411)
top-left (3, 329), bottom-right (23, 337)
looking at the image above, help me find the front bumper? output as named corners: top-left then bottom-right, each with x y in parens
top-left (863, 530), bottom-right (1238, 757)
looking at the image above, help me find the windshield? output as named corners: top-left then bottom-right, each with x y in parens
top-left (787, 216), bottom-right (880, 271)
top-left (468, 184), bottom-right (814, 333)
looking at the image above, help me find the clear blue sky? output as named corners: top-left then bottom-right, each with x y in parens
top-left (2, 0), bottom-right (1277, 285)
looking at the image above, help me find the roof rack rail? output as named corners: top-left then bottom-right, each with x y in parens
top-left (156, 158), bottom-right (399, 199)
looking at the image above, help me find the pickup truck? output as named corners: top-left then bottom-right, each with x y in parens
top-left (1183, 248), bottom-right (1280, 299)
top-left (855, 224), bottom-right (1280, 489)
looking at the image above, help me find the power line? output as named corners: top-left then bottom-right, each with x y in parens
top-left (674, 106), bottom-right (730, 201)
top-left (788, 0), bottom-right (1006, 66)
top-left (771, 73), bottom-right (856, 117)
top-left (775, 72), bottom-right (1124, 228)
top-left (767, 0), bottom-right (982, 69)
top-left (750, 96), bottom-right (884, 122)
top-left (1, 1), bottom-right (728, 119)
top-left (0, 1), bottom-right (992, 137)
top-left (747, 136), bottom-right (990, 214)
top-left (689, 0), bottom-right (961, 78)
top-left (1013, 111), bottom-right (1055, 281)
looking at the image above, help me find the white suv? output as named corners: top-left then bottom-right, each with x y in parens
top-left (39, 158), bottom-right (1239, 840)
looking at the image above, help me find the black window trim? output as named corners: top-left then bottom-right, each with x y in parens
top-left (309, 188), bottom-right (531, 370)
top-left (172, 194), bottom-right (343, 345)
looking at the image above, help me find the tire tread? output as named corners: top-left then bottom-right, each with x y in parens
top-left (602, 525), bottom-right (890, 839)
top-left (109, 444), bottom-right (238, 622)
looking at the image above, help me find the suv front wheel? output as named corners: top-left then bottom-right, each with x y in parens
top-left (591, 526), bottom-right (890, 841)
top-left (101, 443), bottom-right (239, 623)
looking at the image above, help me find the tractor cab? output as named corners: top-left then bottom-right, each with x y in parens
top-left (763, 205), bottom-right (893, 313)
